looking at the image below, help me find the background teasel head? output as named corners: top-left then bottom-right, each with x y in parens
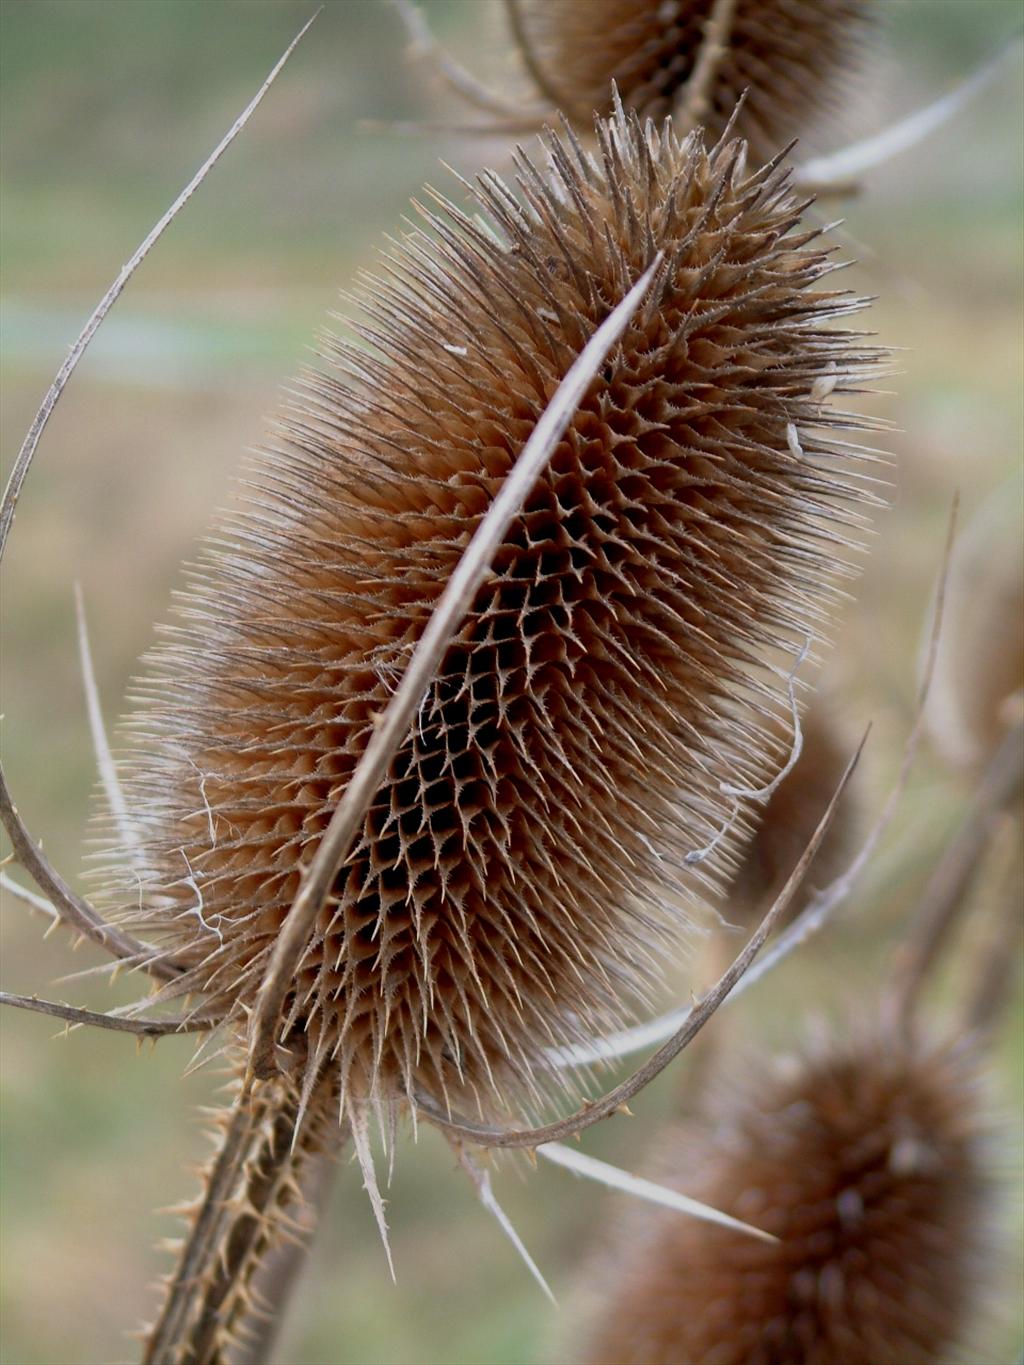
top-left (576, 1024), bottom-right (995, 1365)
top-left (504, 0), bottom-right (872, 152)
top-left (96, 106), bottom-right (879, 1137)
top-left (927, 487), bottom-right (1024, 770)
top-left (725, 697), bottom-right (860, 928)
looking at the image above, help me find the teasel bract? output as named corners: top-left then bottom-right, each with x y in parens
top-left (578, 1024), bottom-right (992, 1365)
top-left (75, 101), bottom-right (883, 1353)
top-left (506, 0), bottom-right (871, 153)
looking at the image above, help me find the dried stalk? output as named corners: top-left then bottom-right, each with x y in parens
top-left (503, 0), bottom-right (583, 118)
top-left (392, 0), bottom-right (543, 120)
top-left (963, 813), bottom-right (1023, 1036)
top-left (0, 991), bottom-right (217, 1039)
top-left (231, 1150), bottom-right (339, 1365)
top-left (676, 0), bottom-right (739, 131)
top-left (0, 9), bottom-right (320, 983)
top-left (245, 255), bottom-right (662, 1083)
top-left (888, 717), bottom-right (1024, 1029)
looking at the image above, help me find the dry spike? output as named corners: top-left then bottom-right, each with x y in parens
top-left (577, 1023), bottom-right (993, 1365)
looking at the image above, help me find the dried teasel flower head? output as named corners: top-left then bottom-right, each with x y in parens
top-left (578, 1024), bottom-right (993, 1365)
top-left (927, 488), bottom-right (1024, 769)
top-left (99, 107), bottom-right (880, 1138)
top-left (725, 698), bottom-right (859, 927)
top-left (510, 0), bottom-right (871, 153)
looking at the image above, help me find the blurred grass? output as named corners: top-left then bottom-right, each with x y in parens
top-left (1, 2), bottom-right (1022, 1363)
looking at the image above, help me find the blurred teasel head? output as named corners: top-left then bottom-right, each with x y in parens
top-left (579, 1024), bottom-right (992, 1365)
top-left (508, 0), bottom-right (871, 153)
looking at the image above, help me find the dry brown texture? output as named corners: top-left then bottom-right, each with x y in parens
top-left (579, 1026), bottom-right (990, 1365)
top-left (726, 699), bottom-right (859, 926)
top-left (928, 490), bottom-right (1024, 769)
top-left (514, 0), bottom-right (870, 153)
top-left (98, 111), bottom-right (878, 1139)
top-left (146, 1066), bottom-right (335, 1365)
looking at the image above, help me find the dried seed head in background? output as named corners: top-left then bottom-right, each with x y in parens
top-left (927, 488), bottom-right (1024, 770)
top-left (578, 1025), bottom-right (992, 1365)
top-left (99, 109), bottom-right (879, 1136)
top-left (726, 700), bottom-right (859, 927)
top-left (510, 0), bottom-right (871, 153)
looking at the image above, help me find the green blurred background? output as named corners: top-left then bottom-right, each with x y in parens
top-left (1, 2), bottom-right (1021, 1362)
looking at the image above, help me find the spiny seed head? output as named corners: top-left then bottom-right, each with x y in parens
top-left (100, 110), bottom-right (879, 1130)
top-left (726, 700), bottom-right (858, 926)
top-left (516, 0), bottom-right (870, 153)
top-left (579, 1026), bottom-right (991, 1365)
top-left (929, 492), bottom-right (1024, 769)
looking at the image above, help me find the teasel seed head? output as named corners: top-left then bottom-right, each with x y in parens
top-left (512, 0), bottom-right (871, 154)
top-left (928, 489), bottom-right (1024, 769)
top-left (99, 108), bottom-right (880, 1135)
top-left (579, 1025), bottom-right (992, 1365)
top-left (726, 699), bottom-right (859, 927)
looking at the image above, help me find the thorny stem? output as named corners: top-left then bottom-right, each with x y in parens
top-left (0, 991), bottom-right (218, 1039)
top-left (144, 1074), bottom-right (342, 1365)
top-left (676, 0), bottom-right (738, 132)
top-left (0, 771), bottom-right (179, 978)
top-left (412, 727), bottom-right (866, 1150)
top-left (231, 1150), bottom-right (339, 1365)
top-left (888, 717), bottom-right (1024, 1031)
top-left (0, 9), bottom-right (320, 982)
top-left (184, 1107), bottom-right (337, 1365)
top-left (144, 1084), bottom-right (260, 1364)
top-left (246, 256), bottom-right (663, 1083)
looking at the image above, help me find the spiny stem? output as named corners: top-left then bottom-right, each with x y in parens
top-left (0, 991), bottom-right (218, 1039)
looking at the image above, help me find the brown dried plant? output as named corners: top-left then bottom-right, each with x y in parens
top-left (502, 0), bottom-right (871, 154)
top-left (573, 717), bottom-right (1024, 1365)
top-left (577, 1025), bottom-right (995, 1365)
top-left (928, 488), bottom-right (1024, 771)
top-left (0, 14), bottom-right (895, 1365)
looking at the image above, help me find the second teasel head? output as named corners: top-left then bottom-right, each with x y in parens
top-left (578, 1024), bottom-right (994, 1365)
top-left (510, 0), bottom-right (872, 154)
top-left (99, 108), bottom-right (881, 1133)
